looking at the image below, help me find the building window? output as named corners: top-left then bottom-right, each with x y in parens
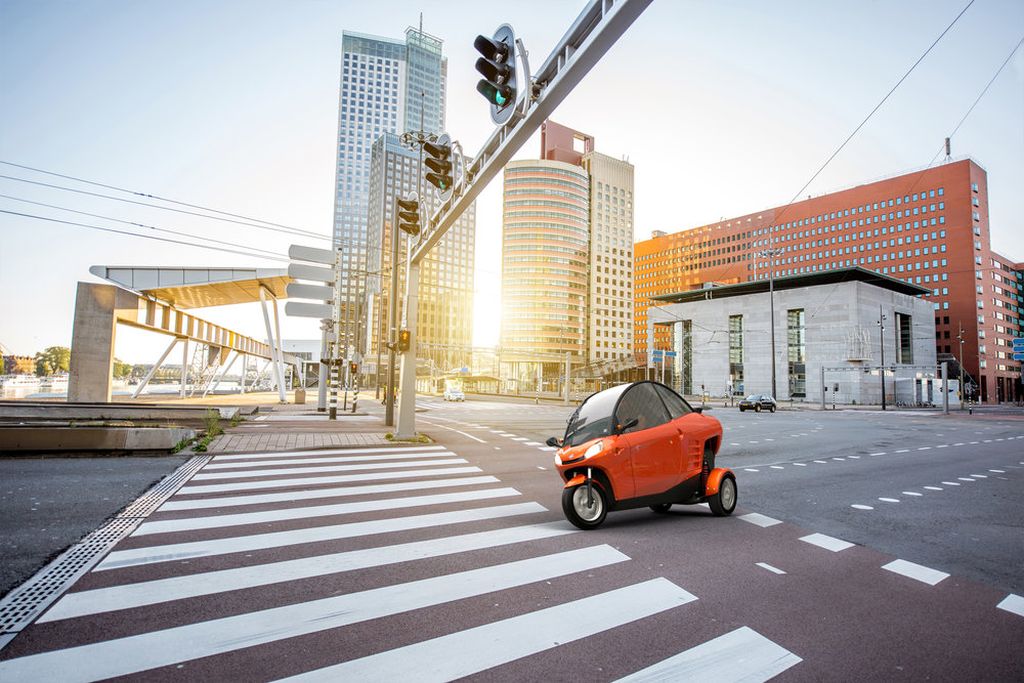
top-left (896, 312), bottom-right (913, 364)
top-left (729, 314), bottom-right (744, 394)
top-left (787, 308), bottom-right (806, 398)
top-left (672, 320), bottom-right (693, 396)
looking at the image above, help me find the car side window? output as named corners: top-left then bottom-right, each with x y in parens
top-left (615, 383), bottom-right (671, 433)
top-left (654, 384), bottom-right (692, 419)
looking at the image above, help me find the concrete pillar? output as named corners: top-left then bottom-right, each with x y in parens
top-left (68, 283), bottom-right (138, 403)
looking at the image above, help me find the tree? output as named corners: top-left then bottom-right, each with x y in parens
top-left (113, 358), bottom-right (133, 379)
top-left (34, 346), bottom-right (71, 376)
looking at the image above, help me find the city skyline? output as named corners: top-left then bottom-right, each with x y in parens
top-left (1, 0), bottom-right (1022, 361)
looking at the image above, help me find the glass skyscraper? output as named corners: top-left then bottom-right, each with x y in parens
top-left (331, 27), bottom-right (446, 351)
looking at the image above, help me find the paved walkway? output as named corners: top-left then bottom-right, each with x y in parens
top-left (206, 431), bottom-right (391, 453)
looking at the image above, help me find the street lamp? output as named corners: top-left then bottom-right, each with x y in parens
top-left (957, 321), bottom-right (965, 411)
top-left (758, 246), bottom-right (783, 399)
top-left (878, 305), bottom-right (887, 411)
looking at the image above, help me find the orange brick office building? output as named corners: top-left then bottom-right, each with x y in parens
top-left (634, 158), bottom-right (1022, 403)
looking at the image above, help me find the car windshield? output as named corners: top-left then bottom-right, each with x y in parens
top-left (563, 383), bottom-right (631, 447)
top-left (746, 395), bottom-right (759, 401)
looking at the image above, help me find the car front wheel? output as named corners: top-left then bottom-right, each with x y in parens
top-left (562, 482), bottom-right (608, 529)
top-left (754, 404), bottom-right (762, 413)
top-left (770, 405), bottom-right (776, 413)
top-left (708, 474), bottom-right (737, 516)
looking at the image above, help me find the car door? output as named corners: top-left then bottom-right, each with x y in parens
top-left (654, 384), bottom-right (704, 480)
top-left (615, 383), bottom-right (676, 498)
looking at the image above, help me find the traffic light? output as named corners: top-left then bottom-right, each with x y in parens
top-left (473, 24), bottom-right (517, 125)
top-left (423, 133), bottom-right (453, 202)
top-left (397, 196), bottom-right (420, 237)
top-left (398, 329), bottom-right (411, 352)
top-left (349, 361), bottom-right (358, 375)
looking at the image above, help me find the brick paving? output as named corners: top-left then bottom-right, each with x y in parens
top-left (206, 431), bottom-right (391, 453)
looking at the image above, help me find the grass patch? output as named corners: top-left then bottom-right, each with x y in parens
top-left (385, 432), bottom-right (432, 444)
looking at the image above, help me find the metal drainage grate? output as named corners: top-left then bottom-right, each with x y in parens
top-left (0, 455), bottom-right (211, 650)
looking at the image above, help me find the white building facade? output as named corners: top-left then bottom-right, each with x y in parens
top-left (646, 269), bottom-right (939, 405)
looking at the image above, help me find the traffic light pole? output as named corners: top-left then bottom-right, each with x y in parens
top-left (396, 253), bottom-right (420, 439)
top-left (395, 0), bottom-right (653, 435)
top-left (385, 195), bottom-right (401, 427)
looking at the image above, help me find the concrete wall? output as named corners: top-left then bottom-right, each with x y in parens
top-left (648, 280), bottom-right (937, 404)
top-left (68, 283), bottom-right (139, 403)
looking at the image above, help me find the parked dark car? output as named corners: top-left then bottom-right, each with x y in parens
top-left (739, 394), bottom-right (776, 413)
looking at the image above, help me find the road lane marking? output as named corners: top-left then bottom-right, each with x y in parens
top-left (814, 460), bottom-right (828, 464)
top-left (832, 458), bottom-right (845, 461)
top-left (730, 442), bottom-right (741, 446)
top-left (793, 463), bottom-right (807, 467)
top-left (191, 458), bottom-right (469, 481)
top-left (136, 489), bottom-right (523, 536)
top-left (997, 594), bottom-right (1024, 618)
top-left (924, 486), bottom-right (943, 491)
top-left (744, 468), bottom-right (760, 473)
top-left (936, 444), bottom-right (948, 449)
top-left (418, 421), bottom-right (488, 443)
top-left (281, 579), bottom-right (696, 683)
top-left (882, 559), bottom-right (949, 586)
top-left (749, 441), bottom-right (760, 444)
top-left (203, 451), bottom-right (458, 470)
top-left (614, 626), bottom-right (801, 682)
top-left (5, 546), bottom-right (628, 682)
top-left (161, 476), bottom-right (501, 511)
top-left (902, 492), bottom-right (923, 496)
top-left (756, 563), bottom-right (787, 575)
top-left (942, 481), bottom-right (960, 486)
top-left (177, 466), bottom-right (484, 495)
top-left (917, 447), bottom-right (932, 451)
top-left (870, 452), bottom-right (887, 456)
top-left (969, 441), bottom-right (979, 445)
top-left (799, 533), bottom-right (853, 552)
top-left (848, 455), bottom-right (861, 459)
top-left (96, 502), bottom-right (547, 571)
top-left (970, 474), bottom-right (988, 478)
top-left (953, 442), bottom-right (964, 446)
top-left (770, 465), bottom-right (784, 470)
top-left (739, 513), bottom-right (782, 528)
top-left (851, 505), bottom-right (874, 510)
top-left (764, 438), bottom-right (775, 442)
top-left (957, 477), bottom-right (976, 482)
top-left (895, 449), bottom-right (909, 453)
top-left (40, 523), bottom-right (578, 623)
top-left (989, 469), bottom-right (1005, 473)
top-left (212, 445), bottom-right (447, 462)
top-left (524, 441), bottom-right (543, 446)
top-left (511, 437), bottom-right (529, 442)
top-left (878, 498), bottom-right (900, 503)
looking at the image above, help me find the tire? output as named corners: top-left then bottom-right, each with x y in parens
top-left (754, 404), bottom-right (762, 413)
top-left (561, 482), bottom-right (608, 529)
top-left (739, 406), bottom-right (745, 412)
top-left (708, 473), bottom-right (737, 516)
top-left (650, 503), bottom-right (672, 513)
top-left (769, 405), bottom-right (776, 413)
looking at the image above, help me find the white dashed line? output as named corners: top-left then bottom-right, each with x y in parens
top-left (524, 442), bottom-right (543, 447)
top-left (902, 492), bottom-right (923, 497)
top-left (942, 481), bottom-right (960, 486)
top-left (536, 466), bottom-right (546, 470)
top-left (989, 469), bottom-right (1005, 474)
top-left (832, 458), bottom-right (845, 461)
top-left (744, 468), bottom-right (760, 473)
top-left (740, 513), bottom-right (782, 528)
top-left (793, 463), bottom-right (807, 467)
top-left (917, 447), bottom-right (932, 451)
top-left (764, 438), bottom-right (775, 442)
top-left (770, 465), bottom-right (784, 470)
top-left (882, 559), bottom-right (949, 586)
top-left (878, 498), bottom-right (900, 503)
top-left (851, 504), bottom-right (874, 511)
top-left (895, 449), bottom-right (910, 453)
top-left (969, 441), bottom-right (979, 445)
top-left (936, 444), bottom-right (948, 449)
top-left (953, 442), bottom-right (964, 446)
top-left (970, 474), bottom-right (987, 478)
top-left (799, 533), bottom-right (853, 552)
top-left (814, 460), bottom-right (828, 464)
top-left (730, 443), bottom-right (741, 447)
top-left (923, 486), bottom-right (943, 491)
top-left (957, 477), bottom-right (975, 482)
top-left (749, 441), bottom-right (760, 444)
top-left (997, 594), bottom-right (1024, 618)
top-left (756, 562), bottom-right (787, 575)
top-left (848, 455), bottom-right (861, 459)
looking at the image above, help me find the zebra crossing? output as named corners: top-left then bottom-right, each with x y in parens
top-left (0, 444), bottom-right (801, 682)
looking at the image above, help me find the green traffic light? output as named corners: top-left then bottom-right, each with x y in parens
top-left (494, 92), bottom-right (507, 106)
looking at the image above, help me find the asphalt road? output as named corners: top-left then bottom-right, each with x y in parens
top-left (0, 396), bottom-right (1021, 680)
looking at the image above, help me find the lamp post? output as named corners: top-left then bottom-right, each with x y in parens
top-left (758, 247), bottom-right (783, 399)
top-left (957, 321), bottom-right (965, 410)
top-left (878, 305), bottom-right (887, 411)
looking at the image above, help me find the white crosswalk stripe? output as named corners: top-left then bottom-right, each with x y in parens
top-left (3, 443), bottom-right (801, 682)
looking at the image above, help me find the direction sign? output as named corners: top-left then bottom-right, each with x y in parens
top-left (288, 262), bottom-right (334, 284)
top-left (1013, 352), bottom-right (1024, 362)
top-left (284, 301), bottom-right (333, 319)
top-left (288, 244), bottom-right (337, 266)
top-left (651, 350), bottom-right (663, 357)
top-left (665, 351), bottom-right (677, 358)
top-left (285, 283), bottom-right (333, 302)
top-left (1013, 337), bottom-right (1024, 351)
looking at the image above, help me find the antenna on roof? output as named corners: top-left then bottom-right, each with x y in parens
top-left (944, 137), bottom-right (951, 162)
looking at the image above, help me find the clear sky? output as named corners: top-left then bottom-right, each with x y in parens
top-left (1, 0), bottom-right (1022, 362)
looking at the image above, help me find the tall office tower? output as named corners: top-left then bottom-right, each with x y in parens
top-left (366, 132), bottom-right (475, 385)
top-left (633, 158), bottom-right (1022, 403)
top-left (331, 27), bottom-right (446, 353)
top-left (499, 121), bottom-right (634, 391)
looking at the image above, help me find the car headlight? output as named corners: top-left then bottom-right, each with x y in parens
top-left (583, 440), bottom-right (605, 459)
top-left (554, 453), bottom-right (562, 466)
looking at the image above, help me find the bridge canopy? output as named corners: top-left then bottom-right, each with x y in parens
top-left (88, 266), bottom-right (290, 309)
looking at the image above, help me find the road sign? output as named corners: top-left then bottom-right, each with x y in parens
top-left (284, 301), bottom-right (333, 319)
top-left (287, 262), bottom-right (334, 284)
top-left (651, 350), bottom-right (663, 358)
top-left (665, 351), bottom-right (677, 357)
top-left (288, 244), bottom-right (337, 266)
top-left (285, 283), bottom-right (333, 302)
top-left (1013, 337), bottom-right (1024, 351)
top-left (1013, 352), bottom-right (1024, 362)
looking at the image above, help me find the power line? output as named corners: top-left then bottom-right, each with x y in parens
top-left (0, 209), bottom-right (289, 262)
top-left (0, 194), bottom-right (286, 259)
top-left (0, 160), bottom-right (326, 237)
top-left (0, 174), bottom-right (332, 242)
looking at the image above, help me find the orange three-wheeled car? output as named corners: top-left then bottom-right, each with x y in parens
top-left (547, 381), bottom-right (736, 529)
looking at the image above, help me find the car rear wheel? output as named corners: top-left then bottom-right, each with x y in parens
top-left (649, 503), bottom-right (672, 513)
top-left (754, 404), bottom-right (762, 413)
top-left (562, 482), bottom-right (608, 529)
top-left (708, 473), bottom-right (737, 516)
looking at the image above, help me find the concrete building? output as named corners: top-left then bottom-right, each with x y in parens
top-left (331, 27), bottom-right (446, 350)
top-left (499, 121), bottom-right (634, 390)
top-left (634, 158), bottom-right (1021, 402)
top-left (365, 131), bottom-right (475, 386)
top-left (647, 268), bottom-right (938, 406)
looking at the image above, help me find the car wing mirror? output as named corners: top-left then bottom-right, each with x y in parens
top-left (614, 417), bottom-right (639, 434)
top-left (693, 406), bottom-right (704, 414)
top-left (545, 436), bottom-right (563, 448)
